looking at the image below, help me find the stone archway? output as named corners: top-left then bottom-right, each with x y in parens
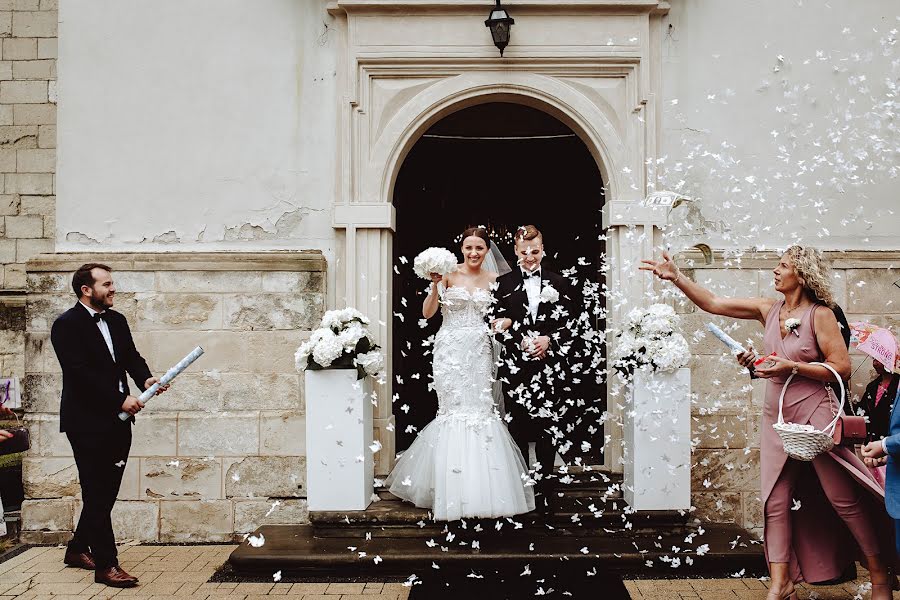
top-left (390, 101), bottom-right (608, 465)
top-left (328, 1), bottom-right (672, 475)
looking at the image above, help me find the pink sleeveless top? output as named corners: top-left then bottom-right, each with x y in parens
top-left (761, 301), bottom-right (831, 427)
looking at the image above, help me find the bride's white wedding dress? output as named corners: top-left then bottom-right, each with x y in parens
top-left (385, 285), bottom-right (535, 521)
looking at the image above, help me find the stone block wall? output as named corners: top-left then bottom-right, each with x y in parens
top-left (20, 252), bottom-right (324, 543)
top-left (678, 251), bottom-right (899, 537)
top-left (0, 0), bottom-right (56, 413)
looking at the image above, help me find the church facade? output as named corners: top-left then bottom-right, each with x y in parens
top-left (0, 0), bottom-right (896, 542)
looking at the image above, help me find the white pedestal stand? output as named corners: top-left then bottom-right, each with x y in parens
top-left (624, 367), bottom-right (691, 511)
top-left (305, 369), bottom-right (374, 511)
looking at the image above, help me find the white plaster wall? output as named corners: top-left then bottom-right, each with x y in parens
top-left (56, 1), bottom-right (898, 254)
top-left (661, 0), bottom-right (898, 251)
top-left (57, 0), bottom-right (337, 252)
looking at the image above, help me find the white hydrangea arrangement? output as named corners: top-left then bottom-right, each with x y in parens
top-left (613, 303), bottom-right (690, 378)
top-left (413, 247), bottom-right (458, 280)
top-left (295, 308), bottom-right (384, 379)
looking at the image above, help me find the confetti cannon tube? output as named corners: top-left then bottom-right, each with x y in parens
top-left (117, 346), bottom-right (204, 421)
top-left (705, 322), bottom-right (747, 354)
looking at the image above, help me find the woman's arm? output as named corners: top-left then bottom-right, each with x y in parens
top-left (422, 273), bottom-right (442, 319)
top-left (641, 251), bottom-right (774, 324)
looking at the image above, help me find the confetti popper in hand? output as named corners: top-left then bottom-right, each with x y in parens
top-left (118, 346), bottom-right (204, 421)
top-left (705, 322), bottom-right (747, 355)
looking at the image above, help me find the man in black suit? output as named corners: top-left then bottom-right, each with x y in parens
top-left (493, 225), bottom-right (575, 512)
top-left (51, 263), bottom-right (166, 588)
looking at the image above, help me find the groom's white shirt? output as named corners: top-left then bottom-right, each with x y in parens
top-left (522, 268), bottom-right (541, 322)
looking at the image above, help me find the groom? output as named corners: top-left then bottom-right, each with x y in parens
top-left (494, 225), bottom-right (574, 513)
top-left (51, 263), bottom-right (167, 587)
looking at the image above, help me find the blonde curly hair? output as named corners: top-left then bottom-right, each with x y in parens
top-left (784, 245), bottom-right (835, 308)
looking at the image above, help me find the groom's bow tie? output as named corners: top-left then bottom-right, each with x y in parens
top-left (522, 269), bottom-right (541, 279)
top-left (92, 312), bottom-right (108, 323)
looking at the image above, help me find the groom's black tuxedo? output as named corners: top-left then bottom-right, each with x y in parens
top-left (51, 301), bottom-right (152, 570)
top-left (52, 303), bottom-right (152, 433)
top-left (494, 267), bottom-right (575, 501)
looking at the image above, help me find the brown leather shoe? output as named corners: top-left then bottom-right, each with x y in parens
top-left (94, 565), bottom-right (138, 588)
top-left (63, 550), bottom-right (95, 570)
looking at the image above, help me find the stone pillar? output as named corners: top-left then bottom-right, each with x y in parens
top-left (603, 204), bottom-right (666, 473)
top-left (333, 205), bottom-right (396, 475)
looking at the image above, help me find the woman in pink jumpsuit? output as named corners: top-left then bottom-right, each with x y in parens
top-left (642, 245), bottom-right (895, 600)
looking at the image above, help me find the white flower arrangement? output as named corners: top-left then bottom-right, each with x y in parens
top-left (413, 247), bottom-right (458, 280)
top-left (354, 350), bottom-right (385, 378)
top-left (785, 317), bottom-right (801, 337)
top-left (613, 303), bottom-right (690, 377)
top-left (295, 308), bottom-right (384, 379)
top-left (539, 284), bottom-right (560, 304)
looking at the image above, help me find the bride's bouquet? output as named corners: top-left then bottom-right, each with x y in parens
top-left (612, 303), bottom-right (690, 378)
top-left (295, 308), bottom-right (385, 379)
top-left (413, 247), bottom-right (458, 280)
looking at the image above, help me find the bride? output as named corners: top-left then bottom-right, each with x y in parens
top-left (385, 226), bottom-right (536, 520)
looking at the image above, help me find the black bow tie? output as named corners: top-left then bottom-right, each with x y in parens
top-left (522, 269), bottom-right (541, 279)
top-left (92, 312), bottom-right (108, 323)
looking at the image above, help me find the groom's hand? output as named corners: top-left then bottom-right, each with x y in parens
top-left (145, 377), bottom-right (170, 396)
top-left (528, 336), bottom-right (551, 360)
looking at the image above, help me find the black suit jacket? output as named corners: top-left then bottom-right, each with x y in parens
top-left (493, 268), bottom-right (575, 394)
top-left (51, 303), bottom-right (152, 433)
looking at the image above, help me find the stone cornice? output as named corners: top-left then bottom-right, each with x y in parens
top-left (26, 251), bottom-right (326, 273)
top-left (678, 249), bottom-right (900, 270)
top-left (328, 0), bottom-right (670, 14)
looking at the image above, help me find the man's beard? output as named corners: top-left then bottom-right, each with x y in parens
top-left (88, 294), bottom-right (111, 311)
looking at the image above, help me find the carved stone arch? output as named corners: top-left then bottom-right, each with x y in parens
top-left (370, 71), bottom-right (626, 208)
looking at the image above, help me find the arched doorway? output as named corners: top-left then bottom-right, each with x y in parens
top-left (391, 102), bottom-right (607, 466)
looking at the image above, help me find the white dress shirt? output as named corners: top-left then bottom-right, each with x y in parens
top-left (80, 301), bottom-right (124, 392)
top-left (522, 268), bottom-right (541, 322)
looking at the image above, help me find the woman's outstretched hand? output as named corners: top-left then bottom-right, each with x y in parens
top-left (640, 251), bottom-right (680, 282)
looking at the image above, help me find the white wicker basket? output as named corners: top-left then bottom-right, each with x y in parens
top-left (772, 361), bottom-right (845, 462)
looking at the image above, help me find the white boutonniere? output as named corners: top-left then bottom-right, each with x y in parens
top-left (539, 284), bottom-right (559, 303)
top-left (785, 318), bottom-right (801, 337)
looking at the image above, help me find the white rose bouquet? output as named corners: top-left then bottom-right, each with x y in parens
top-left (413, 247), bottom-right (458, 280)
top-left (613, 303), bottom-right (690, 378)
top-left (295, 308), bottom-right (384, 379)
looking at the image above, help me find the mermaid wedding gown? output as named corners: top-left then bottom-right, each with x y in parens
top-left (385, 285), bottom-right (535, 521)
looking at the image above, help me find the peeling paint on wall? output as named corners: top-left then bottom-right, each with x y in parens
top-left (222, 208), bottom-right (306, 242)
top-left (152, 231), bottom-right (181, 244)
top-left (65, 232), bottom-right (101, 244)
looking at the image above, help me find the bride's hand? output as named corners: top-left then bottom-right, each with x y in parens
top-left (430, 273), bottom-right (443, 285)
top-left (639, 251), bottom-right (680, 282)
top-left (490, 318), bottom-right (511, 333)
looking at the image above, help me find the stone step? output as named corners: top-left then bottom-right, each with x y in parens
top-left (309, 498), bottom-right (689, 538)
top-left (312, 474), bottom-right (648, 538)
top-left (228, 523), bottom-right (765, 579)
top-left (312, 473), bottom-right (671, 538)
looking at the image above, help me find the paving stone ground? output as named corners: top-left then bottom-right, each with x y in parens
top-left (625, 571), bottom-right (898, 599)
top-left (0, 546), bottom-right (892, 599)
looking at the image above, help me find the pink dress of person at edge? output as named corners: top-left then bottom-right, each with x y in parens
top-left (760, 301), bottom-right (897, 584)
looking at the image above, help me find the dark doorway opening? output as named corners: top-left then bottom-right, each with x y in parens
top-left (391, 102), bottom-right (607, 465)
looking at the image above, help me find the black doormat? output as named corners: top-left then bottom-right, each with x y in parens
top-left (211, 562), bottom-right (630, 598)
top-left (406, 567), bottom-right (630, 600)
